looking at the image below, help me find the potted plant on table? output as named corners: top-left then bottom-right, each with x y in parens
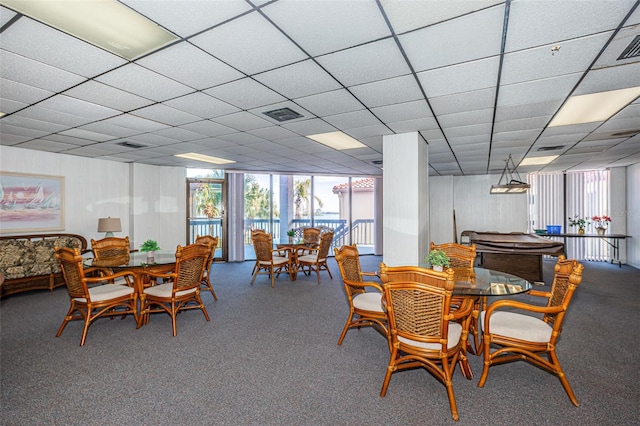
top-left (286, 229), bottom-right (295, 243)
top-left (591, 215), bottom-right (611, 235)
top-left (568, 215), bottom-right (590, 235)
top-left (426, 249), bottom-right (450, 272)
top-left (140, 239), bottom-right (161, 262)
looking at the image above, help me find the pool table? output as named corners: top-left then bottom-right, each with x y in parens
top-left (462, 231), bottom-right (565, 283)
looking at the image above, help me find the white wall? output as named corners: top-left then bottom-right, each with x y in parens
top-left (627, 163), bottom-right (640, 268)
top-left (429, 174), bottom-right (528, 243)
top-left (1, 146), bottom-right (187, 251)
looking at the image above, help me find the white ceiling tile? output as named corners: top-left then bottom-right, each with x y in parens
top-left (345, 124), bottom-right (394, 139)
top-left (151, 127), bottom-right (209, 143)
top-left (2, 16), bottom-right (126, 77)
top-left (247, 126), bottom-right (299, 141)
top-left (501, 32), bottom-right (613, 86)
top-left (254, 60), bottom-right (341, 99)
top-left (0, 78), bottom-right (54, 107)
top-left (0, 122), bottom-right (50, 139)
top-left (14, 106), bottom-right (93, 128)
top-left (76, 122), bottom-right (142, 139)
top-left (137, 42), bottom-right (244, 90)
top-left (204, 78), bottom-right (286, 110)
top-left (316, 38), bottom-right (411, 87)
top-left (263, 0), bottom-right (390, 56)
top-left (498, 74), bottom-right (582, 107)
top-left (495, 100), bottom-right (560, 121)
top-left (574, 61), bottom-right (640, 95)
top-left (281, 118), bottom-right (335, 136)
top-left (505, 0), bottom-right (634, 52)
top-left (102, 114), bottom-right (170, 133)
top-left (592, 25), bottom-right (640, 69)
top-left (1, 115), bottom-right (67, 134)
top-left (493, 116), bottom-right (549, 133)
top-left (430, 88), bottom-right (496, 116)
top-left (214, 111), bottom-right (273, 132)
top-left (95, 64), bottom-right (193, 102)
top-left (370, 100), bottom-right (432, 123)
top-left (0, 5), bottom-right (17, 26)
top-left (37, 95), bottom-right (121, 121)
top-left (180, 120), bottom-right (236, 138)
top-left (58, 128), bottom-right (115, 142)
top-left (123, 0), bottom-right (252, 38)
top-left (349, 74), bottom-right (422, 108)
top-left (0, 99), bottom-right (28, 115)
top-left (381, 0), bottom-right (503, 34)
top-left (388, 117), bottom-right (439, 134)
top-left (400, 5), bottom-right (504, 72)
top-left (417, 57), bottom-right (500, 98)
top-left (0, 50), bottom-right (86, 92)
top-left (190, 11), bottom-right (307, 75)
top-left (165, 92), bottom-right (240, 119)
top-left (324, 110), bottom-right (381, 130)
top-left (63, 81), bottom-right (153, 112)
top-left (16, 139), bottom-right (78, 152)
top-left (438, 109), bottom-right (494, 129)
top-left (294, 89), bottom-right (364, 117)
top-left (131, 104), bottom-right (201, 126)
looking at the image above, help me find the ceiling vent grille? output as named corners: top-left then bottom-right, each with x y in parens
top-left (263, 107), bottom-right (303, 122)
top-left (371, 159), bottom-right (383, 165)
top-left (617, 35), bottom-right (640, 60)
top-left (537, 145), bottom-right (565, 151)
top-left (116, 141), bottom-right (147, 149)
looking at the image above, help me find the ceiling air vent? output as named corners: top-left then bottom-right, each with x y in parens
top-left (611, 129), bottom-right (640, 137)
top-left (116, 141), bottom-right (147, 149)
top-left (617, 35), bottom-right (640, 60)
top-left (537, 145), bottom-right (565, 151)
top-left (371, 159), bottom-right (383, 166)
top-left (263, 107), bottom-right (303, 122)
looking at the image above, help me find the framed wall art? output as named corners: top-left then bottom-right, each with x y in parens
top-left (0, 172), bottom-right (65, 233)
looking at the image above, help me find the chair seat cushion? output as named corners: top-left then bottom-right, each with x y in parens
top-left (143, 282), bottom-right (197, 298)
top-left (481, 311), bottom-right (552, 343)
top-left (74, 284), bottom-right (133, 302)
top-left (353, 292), bottom-right (384, 312)
top-left (259, 256), bottom-right (289, 266)
top-left (297, 254), bottom-right (324, 263)
top-left (398, 322), bottom-right (462, 350)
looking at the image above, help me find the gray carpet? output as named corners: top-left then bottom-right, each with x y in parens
top-left (1, 257), bottom-right (639, 425)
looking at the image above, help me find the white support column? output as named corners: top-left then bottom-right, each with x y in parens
top-left (383, 132), bottom-right (429, 266)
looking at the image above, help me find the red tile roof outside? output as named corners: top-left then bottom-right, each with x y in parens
top-left (332, 177), bottom-right (375, 194)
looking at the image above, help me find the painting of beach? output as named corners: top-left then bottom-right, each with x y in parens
top-left (0, 172), bottom-right (64, 233)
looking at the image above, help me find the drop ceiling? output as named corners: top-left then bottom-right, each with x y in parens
top-left (1, 0), bottom-right (639, 176)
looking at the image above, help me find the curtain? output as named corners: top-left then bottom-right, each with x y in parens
top-left (528, 170), bottom-right (610, 261)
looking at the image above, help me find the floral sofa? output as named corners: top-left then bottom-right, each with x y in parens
top-left (0, 233), bottom-right (87, 297)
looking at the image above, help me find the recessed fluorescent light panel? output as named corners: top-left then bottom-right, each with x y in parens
top-left (549, 86), bottom-right (640, 127)
top-left (175, 153), bottom-right (235, 165)
top-left (520, 155), bottom-right (559, 166)
top-left (306, 131), bottom-right (366, 150)
top-left (1, 0), bottom-right (178, 60)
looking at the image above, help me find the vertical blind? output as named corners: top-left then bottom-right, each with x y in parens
top-left (528, 170), bottom-right (610, 261)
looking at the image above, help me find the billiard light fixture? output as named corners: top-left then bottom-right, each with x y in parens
top-left (490, 155), bottom-right (530, 194)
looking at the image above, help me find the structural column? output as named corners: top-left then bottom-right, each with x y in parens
top-left (382, 132), bottom-right (429, 266)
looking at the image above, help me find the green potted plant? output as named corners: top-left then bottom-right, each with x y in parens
top-left (568, 215), bottom-right (590, 235)
top-left (426, 249), bottom-right (450, 272)
top-left (286, 229), bottom-right (295, 243)
top-left (140, 239), bottom-right (160, 261)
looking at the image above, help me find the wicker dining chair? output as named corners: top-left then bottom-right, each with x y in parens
top-left (90, 236), bottom-right (133, 285)
top-left (138, 243), bottom-right (211, 336)
top-left (195, 235), bottom-right (219, 300)
top-left (478, 255), bottom-right (585, 406)
top-left (296, 231), bottom-right (334, 285)
top-left (250, 232), bottom-right (293, 288)
top-left (379, 263), bottom-right (473, 421)
top-left (430, 241), bottom-right (482, 353)
top-left (55, 246), bottom-right (138, 346)
top-left (334, 244), bottom-right (390, 351)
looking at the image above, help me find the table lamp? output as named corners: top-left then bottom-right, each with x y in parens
top-left (97, 217), bottom-right (122, 238)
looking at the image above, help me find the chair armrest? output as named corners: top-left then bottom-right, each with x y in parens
top-left (344, 278), bottom-right (384, 293)
top-left (450, 297), bottom-right (474, 321)
top-left (528, 289), bottom-right (552, 298)
top-left (84, 269), bottom-right (137, 287)
top-left (485, 299), bottom-right (565, 318)
top-left (361, 271), bottom-right (378, 277)
top-left (145, 270), bottom-right (177, 280)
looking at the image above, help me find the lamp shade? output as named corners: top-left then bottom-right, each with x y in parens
top-left (97, 217), bottom-right (122, 235)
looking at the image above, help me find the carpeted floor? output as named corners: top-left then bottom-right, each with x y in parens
top-left (1, 256), bottom-right (639, 425)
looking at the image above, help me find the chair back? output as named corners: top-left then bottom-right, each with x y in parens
top-left (195, 235), bottom-right (218, 267)
top-left (382, 267), bottom-right (455, 349)
top-left (430, 242), bottom-right (476, 282)
top-left (173, 243), bottom-right (210, 291)
top-left (303, 227), bottom-right (321, 246)
top-left (379, 262), bottom-right (454, 290)
top-left (91, 236), bottom-right (130, 267)
top-left (55, 246), bottom-right (89, 299)
top-left (545, 256), bottom-right (584, 328)
top-left (334, 244), bottom-right (364, 283)
top-left (316, 231), bottom-right (334, 260)
top-left (252, 232), bottom-right (275, 262)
